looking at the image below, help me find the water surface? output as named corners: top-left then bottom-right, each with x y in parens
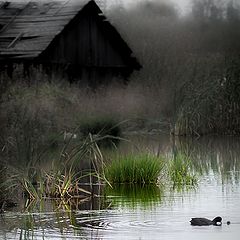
top-left (0, 135), bottom-right (240, 240)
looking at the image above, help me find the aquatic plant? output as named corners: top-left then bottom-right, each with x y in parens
top-left (104, 153), bottom-right (164, 184)
top-left (168, 152), bottom-right (197, 186)
top-left (44, 170), bottom-right (92, 198)
top-left (0, 133), bottom-right (106, 200)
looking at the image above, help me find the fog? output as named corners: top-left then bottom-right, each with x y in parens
top-left (2, 0), bottom-right (240, 135)
top-left (7, 0), bottom-right (240, 15)
top-left (103, 0), bottom-right (239, 15)
top-left (108, 0), bottom-right (191, 14)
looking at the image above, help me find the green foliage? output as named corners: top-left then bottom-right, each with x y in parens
top-left (104, 154), bottom-right (164, 184)
top-left (168, 152), bottom-right (197, 186)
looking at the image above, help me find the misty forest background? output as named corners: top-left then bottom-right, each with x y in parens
top-left (108, 0), bottom-right (240, 136)
top-left (1, 0), bottom-right (240, 161)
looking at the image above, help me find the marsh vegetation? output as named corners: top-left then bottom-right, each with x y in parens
top-left (1, 1), bottom-right (240, 239)
top-left (107, 0), bottom-right (240, 135)
top-left (1, 135), bottom-right (240, 240)
top-left (0, 129), bottom-right (197, 205)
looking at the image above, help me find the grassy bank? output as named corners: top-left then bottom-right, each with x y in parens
top-left (0, 81), bottom-right (168, 142)
top-left (1, 69), bottom-right (240, 139)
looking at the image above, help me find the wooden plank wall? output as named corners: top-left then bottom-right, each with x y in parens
top-left (40, 5), bottom-right (127, 67)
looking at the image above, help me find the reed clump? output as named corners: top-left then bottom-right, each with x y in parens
top-left (0, 134), bottom-right (105, 200)
top-left (103, 151), bottom-right (197, 188)
top-left (172, 56), bottom-right (240, 136)
top-left (104, 154), bottom-right (164, 184)
top-left (168, 152), bottom-right (197, 186)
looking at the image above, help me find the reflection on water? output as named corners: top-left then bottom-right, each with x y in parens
top-left (104, 184), bottom-right (165, 209)
top-left (174, 136), bottom-right (240, 185)
top-left (1, 135), bottom-right (240, 239)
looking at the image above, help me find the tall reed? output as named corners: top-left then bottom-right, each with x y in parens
top-left (0, 133), bottom-right (108, 200)
top-left (104, 153), bottom-right (164, 184)
top-left (168, 152), bottom-right (197, 186)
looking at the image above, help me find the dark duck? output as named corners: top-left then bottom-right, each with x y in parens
top-left (190, 216), bottom-right (222, 226)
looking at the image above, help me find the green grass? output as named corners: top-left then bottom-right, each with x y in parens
top-left (104, 153), bottom-right (164, 184)
top-left (168, 152), bottom-right (197, 186)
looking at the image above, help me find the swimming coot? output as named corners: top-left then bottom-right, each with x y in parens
top-left (190, 216), bottom-right (222, 226)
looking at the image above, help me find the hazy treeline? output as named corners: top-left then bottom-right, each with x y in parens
top-left (107, 0), bottom-right (240, 135)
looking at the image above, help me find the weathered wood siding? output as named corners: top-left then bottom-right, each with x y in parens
top-left (40, 3), bottom-right (128, 68)
top-left (0, 1), bottom-right (141, 83)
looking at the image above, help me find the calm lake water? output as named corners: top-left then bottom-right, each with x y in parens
top-left (0, 134), bottom-right (240, 240)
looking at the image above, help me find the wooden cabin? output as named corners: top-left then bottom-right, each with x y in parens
top-left (0, 0), bottom-right (141, 85)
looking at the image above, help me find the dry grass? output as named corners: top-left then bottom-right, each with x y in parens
top-left (0, 80), bottom-right (171, 144)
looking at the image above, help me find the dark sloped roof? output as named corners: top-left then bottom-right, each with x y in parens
top-left (0, 0), bottom-right (96, 59)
